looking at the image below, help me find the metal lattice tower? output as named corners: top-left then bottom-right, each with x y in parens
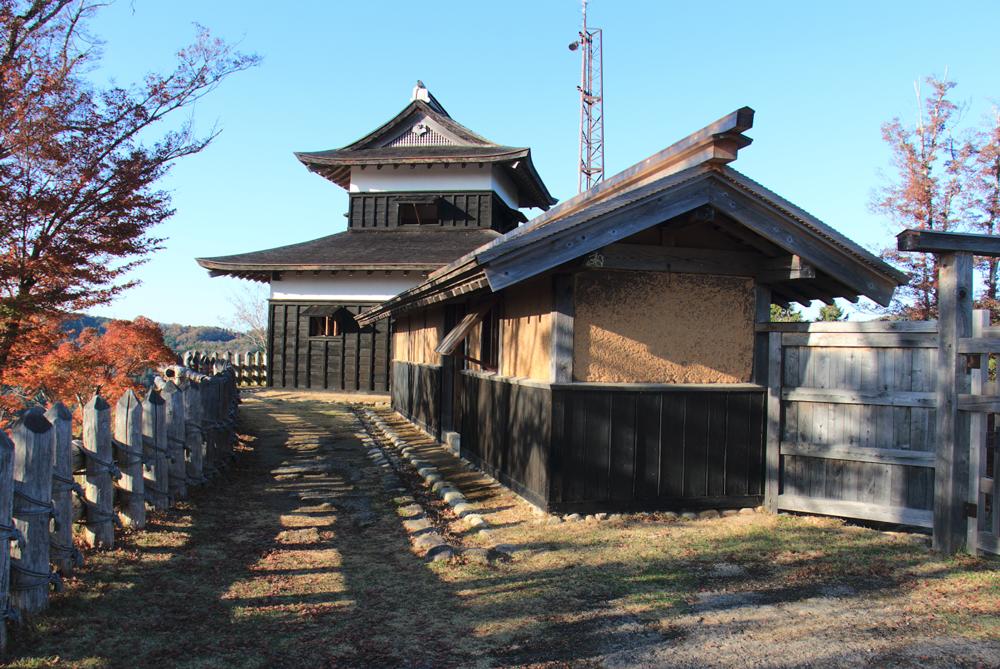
top-left (570, 1), bottom-right (604, 193)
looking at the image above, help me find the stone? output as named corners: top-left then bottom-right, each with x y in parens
top-left (739, 507), bottom-right (756, 516)
top-left (466, 515), bottom-right (488, 528)
top-left (681, 512), bottom-right (698, 521)
top-left (594, 513), bottom-right (608, 521)
top-left (403, 518), bottom-right (432, 533)
top-left (546, 515), bottom-right (563, 524)
top-left (493, 543), bottom-right (519, 557)
top-left (424, 474), bottom-right (442, 486)
top-left (426, 545), bottom-right (454, 562)
top-left (478, 530), bottom-right (494, 539)
top-left (531, 505), bottom-right (548, 518)
top-left (417, 467), bottom-right (438, 478)
top-left (585, 515), bottom-right (597, 523)
top-left (564, 513), bottom-right (583, 523)
top-left (400, 504), bottom-right (423, 515)
top-left (608, 514), bottom-right (623, 522)
top-left (414, 532), bottom-right (445, 549)
top-left (444, 491), bottom-right (466, 505)
top-left (463, 548), bottom-right (491, 564)
top-left (722, 509), bottom-right (740, 518)
top-left (437, 486), bottom-right (459, 498)
top-left (698, 509), bottom-right (720, 520)
top-left (394, 496), bottom-right (415, 504)
top-left (663, 511), bottom-right (679, 520)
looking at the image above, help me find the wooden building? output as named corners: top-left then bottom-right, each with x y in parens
top-left (197, 83), bottom-right (556, 391)
top-left (357, 108), bottom-right (909, 513)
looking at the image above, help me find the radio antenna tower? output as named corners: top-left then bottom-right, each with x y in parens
top-left (569, 0), bottom-right (604, 193)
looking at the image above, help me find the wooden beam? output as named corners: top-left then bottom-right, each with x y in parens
top-left (758, 321), bottom-right (938, 333)
top-left (780, 442), bottom-right (935, 467)
top-left (777, 495), bottom-right (934, 528)
top-left (781, 387), bottom-right (936, 408)
top-left (711, 181), bottom-right (899, 306)
top-left (550, 274), bottom-right (575, 383)
top-left (781, 332), bottom-right (938, 348)
top-left (757, 255), bottom-right (816, 282)
top-left (765, 331), bottom-right (782, 512)
top-left (708, 216), bottom-right (786, 256)
top-left (662, 204), bottom-right (715, 230)
top-left (898, 229), bottom-right (1000, 257)
top-left (958, 337), bottom-right (1000, 354)
top-left (601, 243), bottom-right (759, 276)
top-left (753, 284), bottom-right (771, 386)
top-left (935, 251), bottom-right (974, 554)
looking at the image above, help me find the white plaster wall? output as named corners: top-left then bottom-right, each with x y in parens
top-left (270, 273), bottom-right (421, 302)
top-left (349, 164), bottom-right (519, 209)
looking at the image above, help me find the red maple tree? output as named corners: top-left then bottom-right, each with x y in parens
top-left (0, 1), bottom-right (259, 381)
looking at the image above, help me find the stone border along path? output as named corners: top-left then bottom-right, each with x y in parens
top-left (355, 405), bottom-right (772, 556)
top-left (357, 407), bottom-right (520, 564)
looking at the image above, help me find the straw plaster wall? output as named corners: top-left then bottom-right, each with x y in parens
top-left (392, 307), bottom-right (443, 365)
top-left (501, 278), bottom-right (551, 380)
top-left (573, 270), bottom-right (753, 383)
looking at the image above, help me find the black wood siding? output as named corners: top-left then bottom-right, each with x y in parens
top-left (348, 191), bottom-right (522, 233)
top-left (268, 302), bottom-right (391, 392)
top-left (549, 388), bottom-right (766, 513)
top-left (392, 361), bottom-right (441, 438)
top-left (460, 373), bottom-right (551, 509)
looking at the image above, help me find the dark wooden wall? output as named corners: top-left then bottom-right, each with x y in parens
top-left (460, 373), bottom-right (551, 509)
top-left (549, 387), bottom-right (766, 513)
top-left (268, 302), bottom-right (390, 392)
top-left (348, 191), bottom-right (522, 233)
top-left (392, 361), bottom-right (442, 438)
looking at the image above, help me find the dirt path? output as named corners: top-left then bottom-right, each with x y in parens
top-left (12, 391), bottom-right (998, 669)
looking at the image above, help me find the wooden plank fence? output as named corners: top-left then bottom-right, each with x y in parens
top-left (182, 351), bottom-right (267, 387)
top-left (0, 362), bottom-right (241, 651)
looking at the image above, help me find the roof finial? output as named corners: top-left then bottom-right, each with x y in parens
top-left (411, 80), bottom-right (430, 103)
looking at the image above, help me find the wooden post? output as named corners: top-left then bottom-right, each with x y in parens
top-left (142, 389), bottom-right (170, 510)
top-left (162, 381), bottom-right (187, 500)
top-left (82, 395), bottom-right (115, 549)
top-left (114, 390), bottom-right (145, 529)
top-left (935, 251), bottom-right (973, 554)
top-left (200, 377), bottom-right (219, 478)
top-left (181, 378), bottom-right (204, 487)
top-left (10, 407), bottom-right (56, 615)
top-left (765, 331), bottom-right (783, 512)
top-left (550, 274), bottom-right (575, 383)
top-left (218, 372), bottom-right (233, 463)
top-left (968, 309), bottom-right (989, 555)
top-left (0, 429), bottom-right (16, 651)
top-left (753, 284), bottom-right (772, 386)
top-left (45, 403), bottom-right (79, 574)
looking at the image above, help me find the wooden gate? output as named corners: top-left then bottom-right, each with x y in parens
top-left (765, 321), bottom-right (937, 527)
top-left (961, 311), bottom-right (999, 555)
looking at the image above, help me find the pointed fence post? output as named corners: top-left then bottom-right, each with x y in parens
top-left (181, 378), bottom-right (205, 487)
top-left (10, 407), bottom-right (57, 616)
top-left (162, 381), bottom-right (187, 500)
top-left (46, 403), bottom-right (80, 574)
top-left (0, 429), bottom-right (16, 651)
top-left (115, 390), bottom-right (145, 529)
top-left (82, 396), bottom-right (117, 549)
top-left (200, 377), bottom-right (219, 477)
top-left (142, 389), bottom-right (170, 510)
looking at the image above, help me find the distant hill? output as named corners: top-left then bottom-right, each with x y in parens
top-left (66, 315), bottom-right (261, 355)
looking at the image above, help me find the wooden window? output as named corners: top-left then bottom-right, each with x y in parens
top-left (309, 316), bottom-right (340, 337)
top-left (397, 198), bottom-right (440, 226)
top-left (478, 306), bottom-right (501, 372)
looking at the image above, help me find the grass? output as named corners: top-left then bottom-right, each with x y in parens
top-left (3, 394), bottom-right (998, 668)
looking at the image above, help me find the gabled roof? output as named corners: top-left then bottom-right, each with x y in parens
top-left (356, 108), bottom-right (908, 325)
top-left (195, 229), bottom-right (502, 283)
top-left (294, 86), bottom-right (557, 211)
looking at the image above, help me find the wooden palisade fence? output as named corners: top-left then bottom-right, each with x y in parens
top-left (0, 361), bottom-right (241, 652)
top-left (183, 351), bottom-right (266, 387)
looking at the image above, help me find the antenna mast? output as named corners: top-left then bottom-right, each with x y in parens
top-left (570, 0), bottom-right (604, 193)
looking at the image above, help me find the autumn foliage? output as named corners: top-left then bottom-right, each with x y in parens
top-left (0, 316), bottom-right (176, 424)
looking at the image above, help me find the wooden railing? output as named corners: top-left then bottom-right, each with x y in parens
top-left (0, 362), bottom-right (239, 650)
top-left (182, 350), bottom-right (267, 387)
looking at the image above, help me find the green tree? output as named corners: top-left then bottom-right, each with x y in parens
top-left (817, 303), bottom-right (848, 321)
top-left (770, 304), bottom-right (804, 322)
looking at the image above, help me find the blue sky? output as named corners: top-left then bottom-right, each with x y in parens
top-left (84, 0), bottom-right (1000, 326)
